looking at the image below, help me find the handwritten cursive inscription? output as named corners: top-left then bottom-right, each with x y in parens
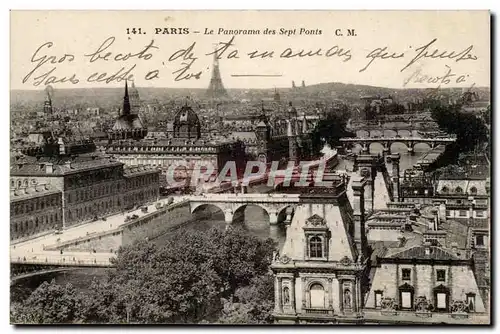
top-left (19, 35), bottom-right (482, 87)
top-left (359, 46), bottom-right (404, 72)
top-left (403, 65), bottom-right (470, 87)
top-left (84, 37), bottom-right (158, 63)
top-left (23, 42), bottom-right (79, 86)
top-left (169, 42), bottom-right (203, 81)
top-left (401, 38), bottom-right (478, 72)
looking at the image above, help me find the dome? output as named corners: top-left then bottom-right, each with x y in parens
top-left (173, 104), bottom-right (201, 139)
top-left (174, 105), bottom-right (200, 126)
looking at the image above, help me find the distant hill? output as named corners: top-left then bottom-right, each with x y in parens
top-left (10, 82), bottom-right (490, 110)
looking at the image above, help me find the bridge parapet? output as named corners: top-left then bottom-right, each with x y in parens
top-left (11, 256), bottom-right (114, 267)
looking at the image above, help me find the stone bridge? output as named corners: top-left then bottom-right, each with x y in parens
top-left (10, 260), bottom-right (113, 284)
top-left (188, 193), bottom-right (300, 224)
top-left (340, 136), bottom-right (456, 154)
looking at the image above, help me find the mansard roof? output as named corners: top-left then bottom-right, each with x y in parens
top-left (386, 245), bottom-right (467, 261)
top-left (10, 154), bottom-right (122, 176)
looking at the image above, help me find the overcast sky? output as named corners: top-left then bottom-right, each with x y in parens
top-left (11, 10), bottom-right (490, 90)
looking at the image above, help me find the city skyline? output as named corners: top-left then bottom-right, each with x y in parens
top-left (11, 11), bottom-right (490, 90)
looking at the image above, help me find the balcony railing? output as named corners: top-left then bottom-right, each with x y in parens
top-left (303, 308), bottom-right (333, 316)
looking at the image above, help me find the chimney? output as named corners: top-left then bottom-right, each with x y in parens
top-left (352, 176), bottom-right (368, 261)
top-left (45, 163), bottom-right (53, 174)
top-left (287, 119), bottom-right (294, 137)
top-left (397, 236), bottom-right (407, 247)
top-left (65, 161), bottom-right (72, 169)
top-left (451, 242), bottom-right (458, 252)
top-left (424, 242), bottom-right (432, 255)
top-left (389, 153), bottom-right (401, 202)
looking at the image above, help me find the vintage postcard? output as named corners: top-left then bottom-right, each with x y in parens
top-left (10, 10), bottom-right (490, 325)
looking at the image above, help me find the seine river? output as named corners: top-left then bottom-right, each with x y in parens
top-left (12, 143), bottom-right (429, 302)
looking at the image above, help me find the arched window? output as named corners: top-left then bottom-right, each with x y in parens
top-left (309, 283), bottom-right (325, 308)
top-left (310, 236), bottom-right (323, 258)
top-left (470, 187), bottom-right (477, 194)
top-left (17, 180), bottom-right (22, 189)
top-left (455, 187), bottom-right (463, 194)
top-left (441, 186), bottom-right (449, 193)
top-left (10, 180), bottom-right (14, 188)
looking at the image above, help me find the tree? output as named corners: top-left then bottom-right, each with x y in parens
top-left (12, 227), bottom-right (277, 324)
top-left (430, 102), bottom-right (488, 157)
top-left (310, 112), bottom-right (355, 154)
top-left (217, 273), bottom-right (275, 324)
top-left (10, 280), bottom-right (84, 324)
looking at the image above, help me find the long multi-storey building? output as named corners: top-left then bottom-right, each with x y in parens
top-left (10, 96), bottom-right (160, 242)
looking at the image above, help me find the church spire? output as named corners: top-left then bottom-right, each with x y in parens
top-left (122, 80), bottom-right (131, 115)
top-left (43, 90), bottom-right (53, 114)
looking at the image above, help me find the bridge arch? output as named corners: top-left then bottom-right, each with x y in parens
top-left (413, 142), bottom-right (433, 151)
top-left (232, 203), bottom-right (271, 226)
top-left (190, 203), bottom-right (226, 216)
top-left (396, 129), bottom-right (412, 137)
top-left (383, 129), bottom-right (398, 137)
top-left (367, 141), bottom-right (385, 153)
top-left (232, 203), bottom-right (271, 219)
top-left (356, 129), bottom-right (370, 138)
top-left (369, 129), bottom-right (383, 138)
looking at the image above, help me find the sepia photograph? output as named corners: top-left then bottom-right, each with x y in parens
top-left (8, 10), bottom-right (491, 325)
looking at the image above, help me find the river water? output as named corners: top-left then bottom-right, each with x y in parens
top-left (12, 142), bottom-right (429, 302)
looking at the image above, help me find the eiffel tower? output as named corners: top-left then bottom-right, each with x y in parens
top-left (206, 51), bottom-right (228, 99)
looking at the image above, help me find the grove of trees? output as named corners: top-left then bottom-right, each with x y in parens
top-left (310, 111), bottom-right (355, 154)
top-left (11, 227), bottom-right (276, 324)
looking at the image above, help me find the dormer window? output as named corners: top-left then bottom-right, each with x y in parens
top-left (441, 186), bottom-right (448, 193)
top-left (470, 186), bottom-right (477, 195)
top-left (303, 214), bottom-right (329, 260)
top-left (455, 186), bottom-right (463, 194)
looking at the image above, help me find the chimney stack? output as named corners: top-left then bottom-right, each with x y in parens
top-left (352, 176), bottom-right (368, 261)
top-left (389, 153), bottom-right (401, 202)
top-left (45, 163), bottom-right (53, 174)
top-left (424, 242), bottom-right (432, 255)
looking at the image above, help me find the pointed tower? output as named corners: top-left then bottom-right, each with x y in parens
top-left (43, 91), bottom-right (53, 114)
top-left (129, 80), bottom-right (142, 114)
top-left (122, 80), bottom-right (131, 116)
top-left (274, 87), bottom-right (281, 102)
top-left (206, 51), bottom-right (228, 99)
top-left (287, 119), bottom-right (297, 163)
top-left (301, 80), bottom-right (306, 88)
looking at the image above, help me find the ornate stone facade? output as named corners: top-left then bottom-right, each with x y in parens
top-left (271, 175), bottom-right (368, 323)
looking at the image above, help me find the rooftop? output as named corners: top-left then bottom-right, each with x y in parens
top-left (10, 184), bottom-right (61, 202)
top-left (123, 164), bottom-right (160, 176)
top-left (11, 154), bottom-right (122, 176)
